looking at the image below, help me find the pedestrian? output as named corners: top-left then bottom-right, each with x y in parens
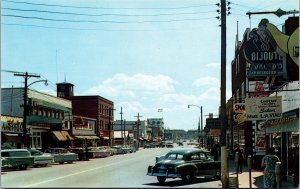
top-left (293, 146), bottom-right (299, 188)
top-left (211, 144), bottom-right (218, 161)
top-left (261, 147), bottom-right (280, 188)
top-left (233, 144), bottom-right (245, 173)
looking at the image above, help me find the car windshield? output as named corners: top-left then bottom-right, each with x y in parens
top-left (164, 153), bottom-right (184, 160)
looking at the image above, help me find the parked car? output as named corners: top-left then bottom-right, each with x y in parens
top-left (105, 146), bottom-right (118, 156)
top-left (111, 146), bottom-right (126, 154)
top-left (1, 157), bottom-right (8, 170)
top-left (44, 148), bottom-right (78, 164)
top-left (28, 149), bottom-right (54, 167)
top-left (1, 149), bottom-right (34, 170)
top-left (147, 148), bottom-right (221, 183)
top-left (166, 142), bottom-right (174, 148)
top-left (122, 146), bottom-right (136, 153)
top-left (88, 147), bottom-right (111, 158)
top-left (68, 147), bottom-right (91, 161)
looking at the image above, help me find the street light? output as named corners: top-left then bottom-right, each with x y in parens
top-left (188, 104), bottom-right (203, 147)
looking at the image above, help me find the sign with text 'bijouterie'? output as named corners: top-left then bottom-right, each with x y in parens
top-left (245, 96), bottom-right (282, 121)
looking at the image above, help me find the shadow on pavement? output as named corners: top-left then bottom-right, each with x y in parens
top-left (144, 177), bottom-right (220, 187)
top-left (252, 175), bottom-right (264, 188)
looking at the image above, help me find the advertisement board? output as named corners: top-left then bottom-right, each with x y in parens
top-left (245, 96), bottom-right (282, 121)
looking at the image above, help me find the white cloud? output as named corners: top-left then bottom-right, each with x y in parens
top-left (81, 73), bottom-right (177, 97)
top-left (206, 62), bottom-right (220, 69)
top-left (193, 76), bottom-right (219, 87)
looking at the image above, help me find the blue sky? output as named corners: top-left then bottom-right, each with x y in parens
top-left (1, 0), bottom-right (298, 130)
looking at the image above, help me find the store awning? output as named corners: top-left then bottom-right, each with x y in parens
top-left (89, 136), bottom-right (100, 139)
top-left (74, 135), bottom-right (100, 140)
top-left (102, 137), bottom-right (109, 140)
top-left (61, 131), bottom-right (74, 140)
top-left (52, 131), bottom-right (68, 141)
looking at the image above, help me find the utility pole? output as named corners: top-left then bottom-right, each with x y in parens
top-left (134, 112), bottom-right (142, 151)
top-left (14, 72), bottom-right (40, 148)
top-left (220, 0), bottom-right (228, 187)
top-left (108, 107), bottom-right (115, 146)
top-left (200, 106), bottom-right (203, 148)
top-left (120, 106), bottom-right (124, 146)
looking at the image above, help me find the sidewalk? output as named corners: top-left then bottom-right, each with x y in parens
top-left (227, 159), bottom-right (296, 188)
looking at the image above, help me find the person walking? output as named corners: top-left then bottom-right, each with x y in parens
top-left (233, 144), bottom-right (245, 173)
top-left (261, 147), bottom-right (280, 188)
top-left (293, 146), bottom-right (299, 188)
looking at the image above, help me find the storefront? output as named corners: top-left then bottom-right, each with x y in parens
top-left (1, 116), bottom-right (25, 149)
top-left (72, 116), bottom-right (99, 147)
top-left (266, 81), bottom-right (299, 179)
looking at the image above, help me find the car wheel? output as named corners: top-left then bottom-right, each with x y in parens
top-left (67, 161), bottom-right (73, 164)
top-left (59, 162), bottom-right (64, 164)
top-left (181, 172), bottom-right (193, 183)
top-left (157, 176), bottom-right (166, 183)
top-left (213, 170), bottom-right (221, 180)
top-left (43, 163), bottom-right (48, 167)
top-left (19, 164), bottom-right (27, 170)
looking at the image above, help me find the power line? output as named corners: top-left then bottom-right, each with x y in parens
top-left (3, 0), bottom-right (215, 10)
top-left (2, 14), bottom-right (216, 24)
top-left (2, 7), bottom-right (216, 17)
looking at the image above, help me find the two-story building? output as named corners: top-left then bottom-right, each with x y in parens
top-left (1, 88), bottom-right (73, 150)
top-left (57, 82), bottom-right (114, 146)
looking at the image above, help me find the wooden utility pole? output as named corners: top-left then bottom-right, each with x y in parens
top-left (134, 113), bottom-right (142, 151)
top-left (220, 0), bottom-right (228, 187)
top-left (120, 107), bottom-right (125, 145)
top-left (14, 72), bottom-right (40, 148)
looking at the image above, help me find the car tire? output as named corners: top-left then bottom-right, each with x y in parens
top-left (181, 172), bottom-right (193, 183)
top-left (59, 162), bottom-right (64, 164)
top-left (67, 161), bottom-right (73, 164)
top-left (19, 164), bottom-right (27, 170)
top-left (157, 176), bottom-right (166, 183)
top-left (43, 163), bottom-right (48, 167)
top-left (213, 170), bottom-right (221, 180)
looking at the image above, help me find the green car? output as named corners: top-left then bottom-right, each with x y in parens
top-left (1, 149), bottom-right (34, 170)
top-left (44, 148), bottom-right (78, 164)
top-left (28, 149), bottom-right (54, 167)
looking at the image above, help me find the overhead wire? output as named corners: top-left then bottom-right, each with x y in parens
top-left (2, 14), bottom-right (218, 24)
top-left (2, 0), bottom-right (216, 10)
top-left (2, 7), bottom-right (216, 17)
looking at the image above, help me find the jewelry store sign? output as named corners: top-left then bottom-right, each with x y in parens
top-left (245, 96), bottom-right (282, 121)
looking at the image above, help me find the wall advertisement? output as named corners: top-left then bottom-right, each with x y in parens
top-left (245, 96), bottom-right (282, 121)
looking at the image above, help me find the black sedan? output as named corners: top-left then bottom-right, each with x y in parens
top-left (147, 148), bottom-right (221, 183)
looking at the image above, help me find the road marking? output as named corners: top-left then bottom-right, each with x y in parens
top-left (23, 157), bottom-right (140, 188)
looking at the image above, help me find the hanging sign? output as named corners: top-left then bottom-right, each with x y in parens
top-left (245, 96), bottom-right (282, 121)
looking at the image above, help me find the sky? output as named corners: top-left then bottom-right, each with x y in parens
top-left (1, 0), bottom-right (299, 131)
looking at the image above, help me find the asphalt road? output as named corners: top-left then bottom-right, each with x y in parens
top-left (1, 145), bottom-right (222, 188)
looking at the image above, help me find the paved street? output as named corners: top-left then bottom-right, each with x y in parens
top-left (1, 146), bottom-right (221, 188)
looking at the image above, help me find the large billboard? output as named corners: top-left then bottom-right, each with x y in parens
top-left (245, 96), bottom-right (282, 121)
top-left (243, 19), bottom-right (287, 78)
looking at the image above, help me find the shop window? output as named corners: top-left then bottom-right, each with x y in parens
top-left (31, 132), bottom-right (42, 149)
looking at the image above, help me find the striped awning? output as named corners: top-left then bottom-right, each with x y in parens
top-left (52, 131), bottom-right (68, 141)
top-left (61, 131), bottom-right (74, 140)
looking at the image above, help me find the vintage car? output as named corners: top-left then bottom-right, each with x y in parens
top-left (28, 149), bottom-right (54, 167)
top-left (111, 146), bottom-right (127, 154)
top-left (68, 147), bottom-right (92, 161)
top-left (1, 157), bottom-right (8, 170)
top-left (1, 149), bottom-right (34, 170)
top-left (147, 148), bottom-right (221, 183)
top-left (104, 146), bottom-right (118, 156)
top-left (88, 146), bottom-right (111, 158)
top-left (44, 148), bottom-right (78, 164)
